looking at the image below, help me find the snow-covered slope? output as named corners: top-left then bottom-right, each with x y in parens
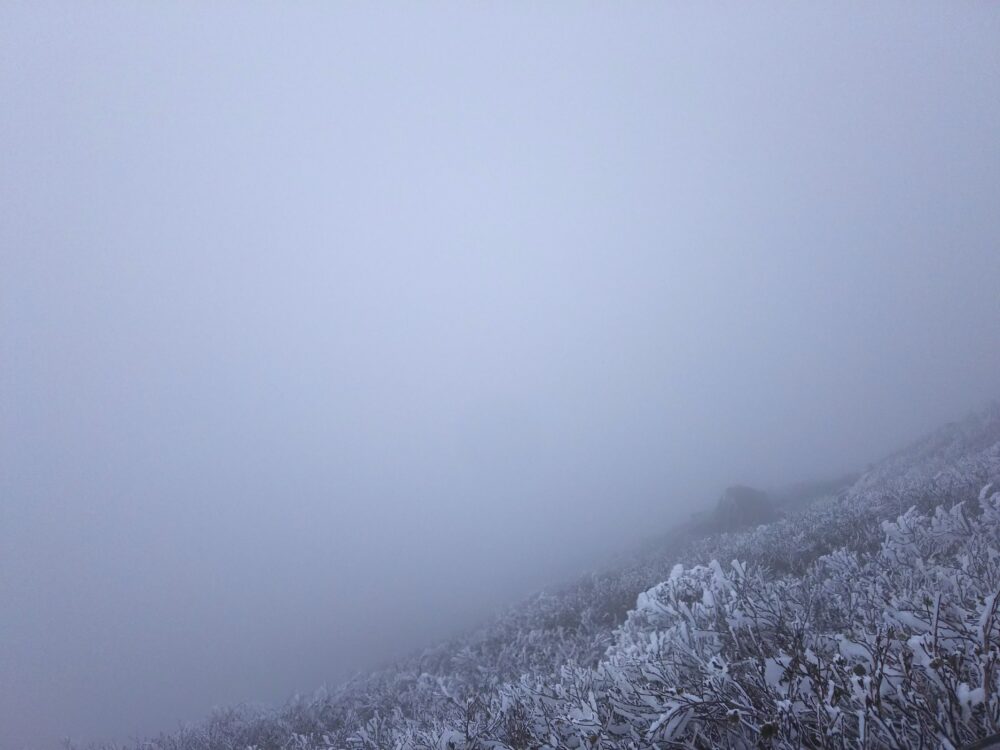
top-left (96, 403), bottom-right (1000, 750)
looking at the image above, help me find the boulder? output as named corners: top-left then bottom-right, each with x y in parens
top-left (713, 485), bottom-right (778, 531)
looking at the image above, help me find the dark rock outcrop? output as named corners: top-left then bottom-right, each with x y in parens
top-left (713, 485), bottom-right (778, 531)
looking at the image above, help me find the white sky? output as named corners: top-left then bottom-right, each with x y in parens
top-left (3, 4), bottom-right (1000, 748)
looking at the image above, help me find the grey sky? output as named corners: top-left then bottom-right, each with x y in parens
top-left (3, 3), bottom-right (1000, 748)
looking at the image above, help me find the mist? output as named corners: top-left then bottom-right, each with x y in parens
top-left (3, 4), bottom-right (1000, 749)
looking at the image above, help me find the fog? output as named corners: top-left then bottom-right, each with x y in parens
top-left (2, 4), bottom-right (1000, 748)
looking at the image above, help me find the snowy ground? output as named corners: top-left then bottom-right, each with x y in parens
top-left (88, 405), bottom-right (1000, 749)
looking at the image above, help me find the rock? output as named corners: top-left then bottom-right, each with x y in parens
top-left (713, 485), bottom-right (778, 531)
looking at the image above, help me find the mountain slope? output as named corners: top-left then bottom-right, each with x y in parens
top-left (95, 404), bottom-right (1000, 750)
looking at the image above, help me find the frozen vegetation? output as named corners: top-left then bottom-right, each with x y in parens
top-left (91, 405), bottom-right (1000, 749)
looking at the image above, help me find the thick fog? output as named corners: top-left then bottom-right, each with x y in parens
top-left (3, 4), bottom-right (1000, 748)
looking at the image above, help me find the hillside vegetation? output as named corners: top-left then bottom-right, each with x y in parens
top-left (97, 405), bottom-right (1000, 750)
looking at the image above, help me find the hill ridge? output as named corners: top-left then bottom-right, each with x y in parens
top-left (91, 402), bottom-right (1000, 750)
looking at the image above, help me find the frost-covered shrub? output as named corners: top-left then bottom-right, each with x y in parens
top-left (592, 488), bottom-right (1000, 748)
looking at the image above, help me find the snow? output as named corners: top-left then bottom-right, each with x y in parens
top-left (102, 404), bottom-right (1000, 750)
